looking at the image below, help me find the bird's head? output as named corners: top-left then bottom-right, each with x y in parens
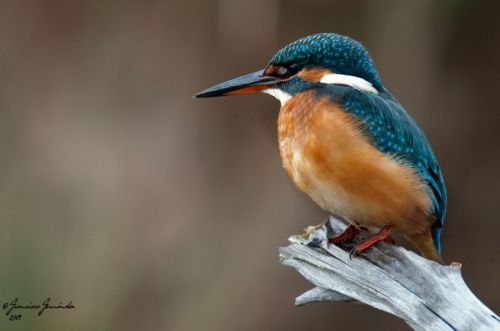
top-left (195, 33), bottom-right (382, 105)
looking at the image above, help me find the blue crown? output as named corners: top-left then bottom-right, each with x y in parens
top-left (269, 33), bottom-right (382, 89)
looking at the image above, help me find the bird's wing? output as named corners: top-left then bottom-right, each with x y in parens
top-left (317, 85), bottom-right (447, 252)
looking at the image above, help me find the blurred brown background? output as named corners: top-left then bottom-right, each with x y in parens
top-left (0, 0), bottom-right (499, 330)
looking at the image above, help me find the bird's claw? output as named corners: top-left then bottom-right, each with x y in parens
top-left (349, 245), bottom-right (363, 259)
top-left (349, 247), bottom-right (357, 259)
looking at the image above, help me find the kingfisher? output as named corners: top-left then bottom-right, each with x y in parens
top-left (195, 33), bottom-right (447, 263)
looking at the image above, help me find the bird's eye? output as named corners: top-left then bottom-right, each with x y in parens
top-left (265, 64), bottom-right (300, 78)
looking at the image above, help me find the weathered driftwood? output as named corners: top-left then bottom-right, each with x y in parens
top-left (279, 216), bottom-right (500, 331)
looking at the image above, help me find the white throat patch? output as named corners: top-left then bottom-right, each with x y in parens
top-left (320, 73), bottom-right (378, 94)
top-left (262, 88), bottom-right (292, 106)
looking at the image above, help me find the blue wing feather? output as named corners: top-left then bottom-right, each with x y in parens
top-left (317, 85), bottom-right (447, 253)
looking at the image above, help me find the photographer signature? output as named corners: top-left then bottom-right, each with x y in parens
top-left (2, 297), bottom-right (75, 321)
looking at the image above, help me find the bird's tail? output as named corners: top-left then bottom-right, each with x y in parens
top-left (407, 230), bottom-right (443, 264)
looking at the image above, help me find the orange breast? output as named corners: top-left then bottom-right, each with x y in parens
top-left (277, 91), bottom-right (433, 235)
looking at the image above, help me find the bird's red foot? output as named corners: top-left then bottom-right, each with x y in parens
top-left (328, 224), bottom-right (361, 244)
top-left (349, 225), bottom-right (393, 258)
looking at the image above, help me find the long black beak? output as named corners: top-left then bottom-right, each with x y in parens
top-left (194, 70), bottom-right (287, 98)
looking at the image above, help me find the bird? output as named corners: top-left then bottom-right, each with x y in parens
top-left (194, 33), bottom-right (447, 263)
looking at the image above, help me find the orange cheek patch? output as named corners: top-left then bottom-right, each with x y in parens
top-left (264, 65), bottom-right (278, 76)
top-left (297, 68), bottom-right (332, 83)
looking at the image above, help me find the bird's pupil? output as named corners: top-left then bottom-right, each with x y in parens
top-left (288, 63), bottom-right (300, 73)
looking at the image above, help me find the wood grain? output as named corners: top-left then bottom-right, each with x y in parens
top-left (279, 216), bottom-right (500, 331)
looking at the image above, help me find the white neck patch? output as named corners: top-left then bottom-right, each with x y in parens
top-left (262, 73), bottom-right (377, 106)
top-left (262, 88), bottom-right (292, 106)
top-left (320, 73), bottom-right (378, 94)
